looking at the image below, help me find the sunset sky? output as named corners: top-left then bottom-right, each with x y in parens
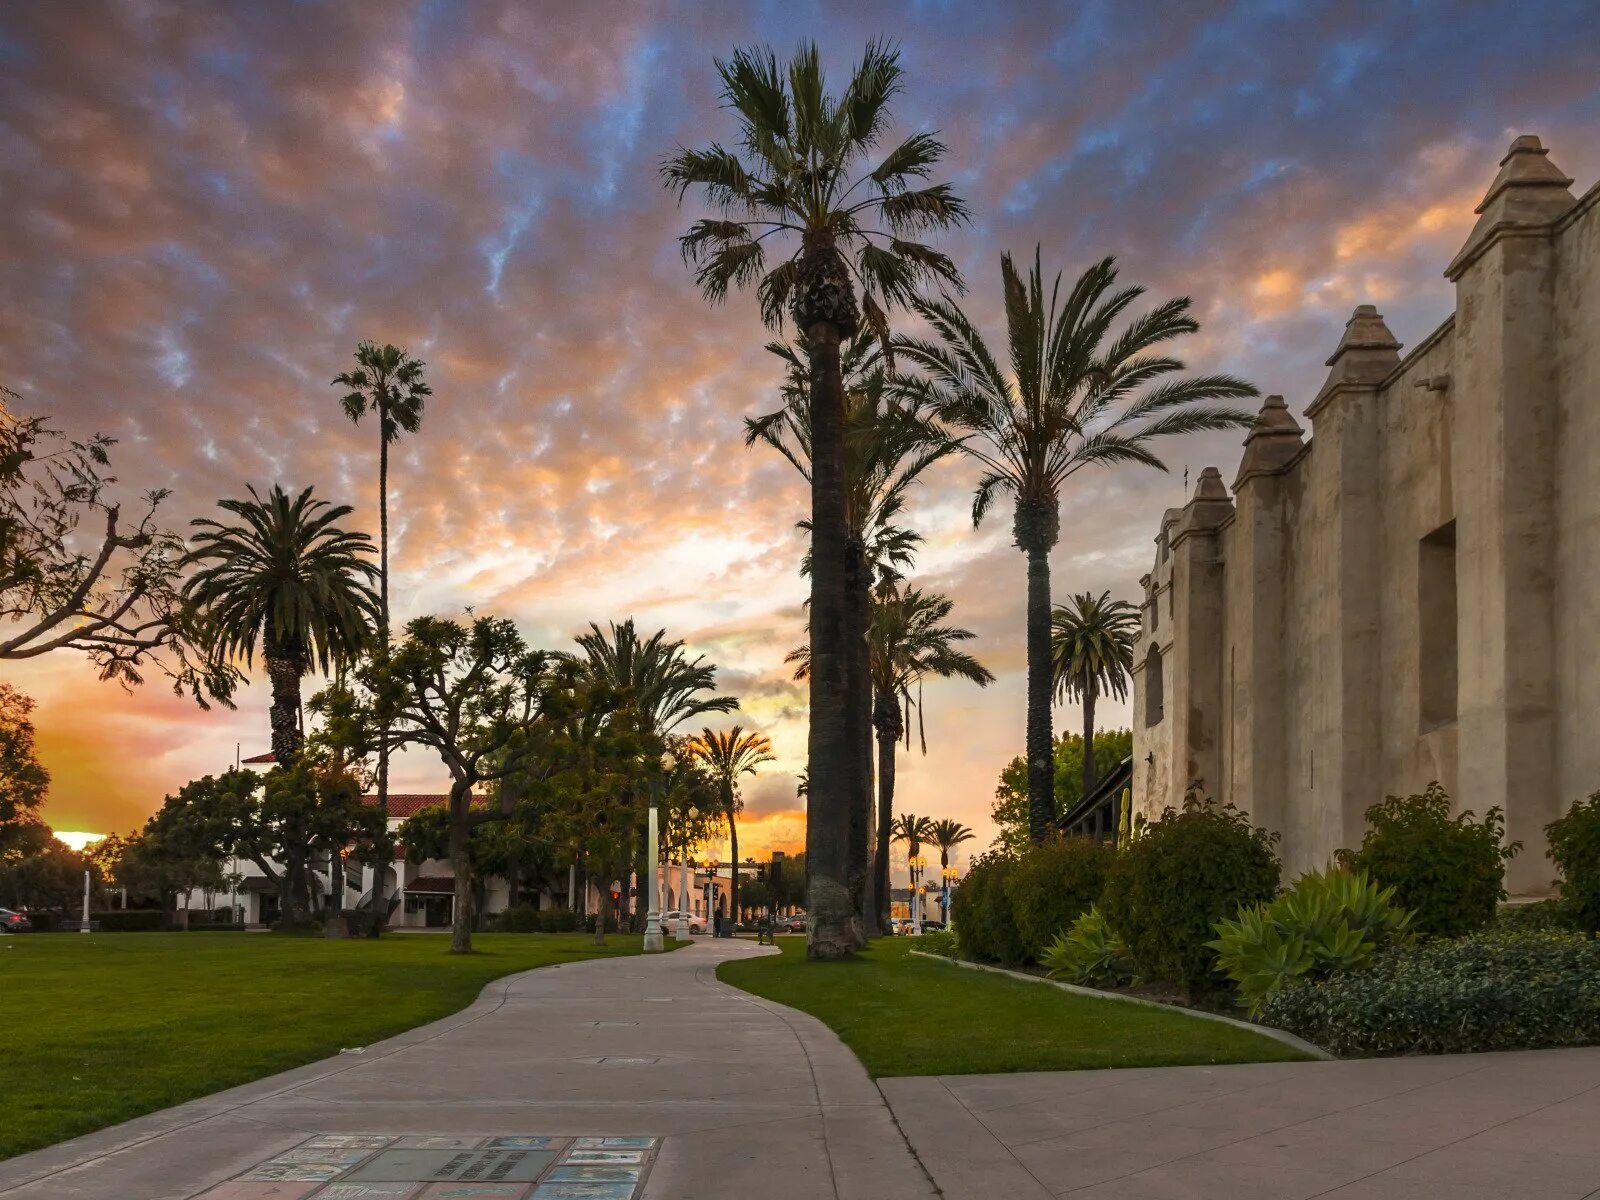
top-left (3, 1), bottom-right (1598, 864)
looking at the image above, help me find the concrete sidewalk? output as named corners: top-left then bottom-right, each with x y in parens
top-left (0, 938), bottom-right (934, 1200)
top-left (881, 1048), bottom-right (1600, 1199)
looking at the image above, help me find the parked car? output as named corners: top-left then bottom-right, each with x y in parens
top-left (889, 917), bottom-right (912, 936)
top-left (781, 913), bottom-right (807, 933)
top-left (0, 908), bottom-right (33, 933)
top-left (659, 910), bottom-right (705, 935)
top-left (918, 919), bottom-right (947, 932)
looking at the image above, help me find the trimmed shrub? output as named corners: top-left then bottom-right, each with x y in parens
top-left (950, 852), bottom-right (1025, 966)
top-left (1041, 905), bottom-right (1134, 988)
top-left (95, 909), bottom-right (167, 932)
top-left (1207, 868), bottom-right (1414, 1016)
top-left (540, 907), bottom-right (580, 932)
top-left (1547, 791), bottom-right (1600, 934)
top-left (1261, 930), bottom-right (1600, 1056)
top-left (1101, 793), bottom-right (1279, 997)
top-left (908, 928), bottom-right (957, 958)
top-left (495, 904), bottom-right (542, 932)
top-left (1345, 783), bottom-right (1517, 938)
top-left (1004, 836), bottom-right (1113, 963)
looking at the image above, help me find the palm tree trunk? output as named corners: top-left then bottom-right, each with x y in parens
top-left (873, 708), bottom-right (897, 936)
top-left (1081, 678), bottom-right (1098, 801)
top-left (802, 317), bottom-right (855, 960)
top-left (264, 652), bottom-right (304, 766)
top-left (373, 416), bottom-right (391, 934)
top-left (448, 801), bottom-right (473, 954)
top-left (1025, 539), bottom-right (1055, 843)
top-left (846, 535), bottom-right (872, 944)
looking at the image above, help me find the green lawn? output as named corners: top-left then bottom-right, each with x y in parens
top-left (718, 937), bottom-right (1312, 1076)
top-left (0, 932), bottom-right (671, 1161)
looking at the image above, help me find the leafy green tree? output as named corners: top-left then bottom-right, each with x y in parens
top-left (1051, 591), bottom-right (1140, 798)
top-left (332, 341), bottom-right (431, 896)
top-left (93, 827), bottom-right (224, 921)
top-left (895, 250), bottom-right (1256, 842)
top-left (0, 823), bottom-right (95, 914)
top-left (991, 730), bottom-right (1135, 853)
top-left (665, 41), bottom-right (968, 960)
top-left (689, 726), bottom-right (775, 926)
top-left (0, 389), bottom-right (232, 701)
top-left (355, 615), bottom-right (598, 953)
top-left (0, 683), bottom-right (49, 853)
top-left (185, 485), bottom-right (379, 765)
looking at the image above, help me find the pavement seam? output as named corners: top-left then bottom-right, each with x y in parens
top-left (933, 1077), bottom-right (1056, 1198)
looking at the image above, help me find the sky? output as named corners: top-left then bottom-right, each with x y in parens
top-left (2, 0), bottom-right (1598, 865)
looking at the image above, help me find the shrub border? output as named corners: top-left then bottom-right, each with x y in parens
top-left (908, 950), bottom-right (1332, 1061)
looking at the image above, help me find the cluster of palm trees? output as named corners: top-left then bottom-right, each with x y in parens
top-left (666, 42), bottom-right (1256, 958)
top-left (891, 813), bottom-right (973, 922)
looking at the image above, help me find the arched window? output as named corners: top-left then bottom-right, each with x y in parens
top-left (1145, 645), bottom-right (1165, 726)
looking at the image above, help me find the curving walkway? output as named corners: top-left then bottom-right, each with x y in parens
top-left (0, 938), bottom-right (933, 1200)
top-left (6, 936), bottom-right (1598, 1199)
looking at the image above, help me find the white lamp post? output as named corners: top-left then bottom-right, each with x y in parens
top-left (80, 868), bottom-right (92, 933)
top-left (643, 797), bottom-right (664, 953)
top-left (675, 804), bottom-right (695, 941)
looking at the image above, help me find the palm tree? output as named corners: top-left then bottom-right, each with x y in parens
top-left (665, 41), bottom-right (967, 960)
top-left (890, 812), bottom-right (933, 914)
top-left (689, 726), bottom-right (775, 928)
top-left (750, 334), bottom-right (959, 934)
top-left (895, 250), bottom-right (1256, 843)
top-left (185, 485), bottom-right (379, 764)
top-left (332, 341), bottom-right (430, 891)
top-left (928, 818), bottom-right (974, 923)
top-left (1052, 591), bottom-right (1140, 800)
top-left (573, 620), bottom-right (736, 926)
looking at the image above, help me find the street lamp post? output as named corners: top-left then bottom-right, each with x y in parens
top-left (80, 868), bottom-right (92, 934)
top-left (644, 791), bottom-right (664, 953)
top-left (908, 854), bottom-right (926, 934)
top-left (941, 865), bottom-right (959, 924)
top-left (675, 804), bottom-right (696, 941)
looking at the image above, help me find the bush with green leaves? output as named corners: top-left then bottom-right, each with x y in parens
top-left (1547, 792), bottom-right (1600, 935)
top-left (1003, 835), bottom-right (1113, 963)
top-left (1100, 792), bottom-right (1279, 997)
top-left (1041, 904), bottom-right (1134, 988)
top-left (1343, 783), bottom-right (1517, 938)
top-left (1261, 930), bottom-right (1600, 1056)
top-left (1207, 868), bottom-right (1413, 1016)
top-left (908, 928), bottom-right (957, 957)
top-left (949, 851), bottom-right (1025, 966)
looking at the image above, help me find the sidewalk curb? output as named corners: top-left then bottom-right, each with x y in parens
top-left (907, 950), bottom-right (1334, 1061)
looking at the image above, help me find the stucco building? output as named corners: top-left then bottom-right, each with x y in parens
top-left (1132, 135), bottom-right (1599, 894)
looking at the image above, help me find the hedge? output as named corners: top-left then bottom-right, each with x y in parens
top-left (1101, 795), bottom-right (1280, 997)
top-left (1003, 836), bottom-right (1112, 963)
top-left (949, 852), bottom-right (1025, 966)
top-left (1261, 930), bottom-right (1600, 1057)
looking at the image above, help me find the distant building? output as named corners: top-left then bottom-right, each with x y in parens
top-left (1132, 136), bottom-right (1599, 895)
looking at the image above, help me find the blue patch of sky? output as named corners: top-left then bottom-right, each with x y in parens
top-left (0, 32), bottom-right (32, 66)
top-left (154, 327), bottom-right (192, 389)
top-left (480, 150), bottom-right (547, 296)
top-left (587, 36), bottom-right (665, 205)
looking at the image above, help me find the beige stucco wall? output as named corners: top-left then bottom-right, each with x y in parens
top-left (1132, 137), bottom-right (1597, 892)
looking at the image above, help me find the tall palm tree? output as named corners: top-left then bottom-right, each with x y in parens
top-left (895, 250), bottom-right (1256, 843)
top-left (185, 485), bottom-right (379, 764)
top-left (332, 341), bottom-right (429, 914)
top-left (665, 41), bottom-right (968, 959)
top-left (928, 818), bottom-right (974, 922)
top-left (573, 620), bottom-right (736, 926)
top-left (689, 725), bottom-right (775, 928)
top-left (750, 334), bottom-right (959, 934)
top-left (1051, 591), bottom-right (1140, 800)
top-left (890, 812), bottom-right (933, 913)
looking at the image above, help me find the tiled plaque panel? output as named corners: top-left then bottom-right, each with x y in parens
top-left (194, 1135), bottom-right (658, 1200)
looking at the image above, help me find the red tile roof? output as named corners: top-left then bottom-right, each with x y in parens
top-left (242, 752), bottom-right (276, 764)
top-left (362, 794), bottom-right (451, 818)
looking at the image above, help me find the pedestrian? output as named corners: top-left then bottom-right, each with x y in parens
top-left (713, 909), bottom-right (723, 938)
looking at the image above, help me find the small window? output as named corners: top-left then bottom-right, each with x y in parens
top-left (1145, 645), bottom-right (1165, 726)
top-left (1419, 520), bottom-right (1458, 728)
